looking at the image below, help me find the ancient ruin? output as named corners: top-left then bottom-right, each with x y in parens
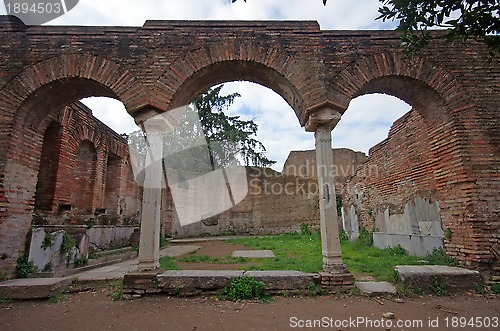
top-left (0, 17), bottom-right (498, 283)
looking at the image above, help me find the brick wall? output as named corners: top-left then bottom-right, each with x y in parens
top-left (0, 17), bottom-right (497, 275)
top-left (170, 167), bottom-right (320, 237)
top-left (282, 148), bottom-right (368, 190)
top-left (0, 100), bottom-right (141, 274)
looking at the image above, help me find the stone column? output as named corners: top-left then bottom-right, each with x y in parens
top-left (306, 108), bottom-right (348, 273)
top-left (137, 123), bottom-right (163, 271)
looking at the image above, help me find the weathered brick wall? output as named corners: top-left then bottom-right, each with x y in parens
top-left (341, 109), bottom-right (439, 241)
top-left (170, 167), bottom-right (320, 237)
top-left (0, 101), bottom-right (141, 274)
top-left (0, 17), bottom-right (497, 275)
top-left (282, 148), bottom-right (368, 189)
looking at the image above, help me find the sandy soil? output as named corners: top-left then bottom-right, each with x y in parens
top-left (1, 290), bottom-right (499, 331)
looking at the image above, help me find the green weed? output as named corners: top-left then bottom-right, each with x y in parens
top-left (110, 279), bottom-right (123, 301)
top-left (218, 276), bottom-right (268, 301)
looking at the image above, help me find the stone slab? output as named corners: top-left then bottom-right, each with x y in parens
top-left (396, 265), bottom-right (482, 293)
top-left (232, 250), bottom-right (275, 258)
top-left (157, 270), bottom-right (244, 291)
top-left (162, 245), bottom-right (200, 257)
top-left (0, 277), bottom-right (72, 300)
top-left (245, 270), bottom-right (320, 290)
top-left (355, 281), bottom-right (397, 296)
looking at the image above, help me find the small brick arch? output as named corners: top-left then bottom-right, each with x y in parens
top-left (154, 39), bottom-right (325, 124)
top-left (332, 52), bottom-right (473, 114)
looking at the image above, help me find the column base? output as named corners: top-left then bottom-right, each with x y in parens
top-left (320, 264), bottom-right (355, 290)
top-left (123, 269), bottom-right (162, 299)
top-left (137, 259), bottom-right (159, 272)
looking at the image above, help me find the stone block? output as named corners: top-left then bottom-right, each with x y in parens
top-left (157, 270), bottom-right (244, 291)
top-left (0, 277), bottom-right (72, 300)
top-left (244, 270), bottom-right (319, 290)
top-left (355, 281), bottom-right (397, 296)
top-left (396, 265), bottom-right (483, 293)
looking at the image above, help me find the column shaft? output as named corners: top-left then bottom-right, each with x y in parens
top-left (315, 128), bottom-right (345, 273)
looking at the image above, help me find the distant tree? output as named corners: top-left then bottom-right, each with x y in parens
top-left (126, 85), bottom-right (275, 174)
top-left (377, 0), bottom-right (500, 57)
top-left (193, 85), bottom-right (275, 168)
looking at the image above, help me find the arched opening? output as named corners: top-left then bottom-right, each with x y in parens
top-left (164, 76), bottom-right (319, 239)
top-left (104, 153), bottom-right (123, 215)
top-left (34, 121), bottom-right (63, 212)
top-left (338, 75), bottom-right (459, 257)
top-left (72, 140), bottom-right (97, 213)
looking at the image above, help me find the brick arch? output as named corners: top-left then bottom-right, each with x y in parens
top-left (332, 52), bottom-right (473, 116)
top-left (335, 52), bottom-right (485, 265)
top-left (154, 40), bottom-right (325, 124)
top-left (0, 52), bottom-right (150, 120)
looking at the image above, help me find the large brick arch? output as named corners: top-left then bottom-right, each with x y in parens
top-left (154, 39), bottom-right (325, 124)
top-left (0, 52), bottom-right (150, 119)
top-left (334, 52), bottom-right (490, 266)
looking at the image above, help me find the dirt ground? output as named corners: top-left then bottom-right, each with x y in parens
top-left (1, 240), bottom-right (499, 330)
top-left (1, 291), bottom-right (499, 331)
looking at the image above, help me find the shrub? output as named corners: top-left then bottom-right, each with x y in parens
top-left (300, 223), bottom-right (312, 235)
top-left (425, 248), bottom-right (459, 267)
top-left (218, 276), bottom-right (268, 301)
top-left (358, 226), bottom-right (373, 247)
top-left (74, 256), bottom-right (88, 267)
top-left (15, 256), bottom-right (36, 278)
top-left (339, 229), bottom-right (349, 243)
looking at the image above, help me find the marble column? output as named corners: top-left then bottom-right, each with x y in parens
top-left (137, 124), bottom-right (163, 271)
top-left (306, 107), bottom-right (348, 273)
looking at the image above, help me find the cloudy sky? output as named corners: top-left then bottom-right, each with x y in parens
top-left (2, 0), bottom-right (411, 171)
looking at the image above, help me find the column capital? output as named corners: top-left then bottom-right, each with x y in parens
top-left (305, 107), bottom-right (342, 132)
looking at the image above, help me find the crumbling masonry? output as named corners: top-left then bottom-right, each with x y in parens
top-left (0, 17), bottom-right (498, 280)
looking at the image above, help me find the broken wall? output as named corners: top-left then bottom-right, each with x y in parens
top-left (341, 109), bottom-right (444, 256)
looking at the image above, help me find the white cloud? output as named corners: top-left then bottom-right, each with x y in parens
top-left (80, 97), bottom-right (140, 134)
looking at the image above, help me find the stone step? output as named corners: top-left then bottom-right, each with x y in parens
top-left (152, 270), bottom-right (319, 296)
top-left (355, 281), bottom-right (397, 296)
top-left (395, 265), bottom-right (482, 293)
top-left (0, 277), bottom-right (72, 300)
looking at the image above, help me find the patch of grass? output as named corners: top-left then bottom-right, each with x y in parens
top-left (110, 279), bottom-right (123, 301)
top-left (341, 240), bottom-right (420, 281)
top-left (492, 284), bottom-right (500, 294)
top-left (218, 276), bottom-right (269, 302)
top-left (159, 256), bottom-right (179, 270)
top-left (0, 297), bottom-right (13, 303)
top-left (177, 255), bottom-right (221, 263)
top-left (228, 232), bottom-right (323, 273)
top-left (47, 293), bottom-right (66, 304)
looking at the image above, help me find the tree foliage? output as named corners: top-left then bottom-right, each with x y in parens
top-left (193, 85), bottom-right (275, 168)
top-left (377, 0), bottom-right (500, 56)
top-left (126, 85), bottom-right (275, 174)
top-left (232, 0), bottom-right (499, 56)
